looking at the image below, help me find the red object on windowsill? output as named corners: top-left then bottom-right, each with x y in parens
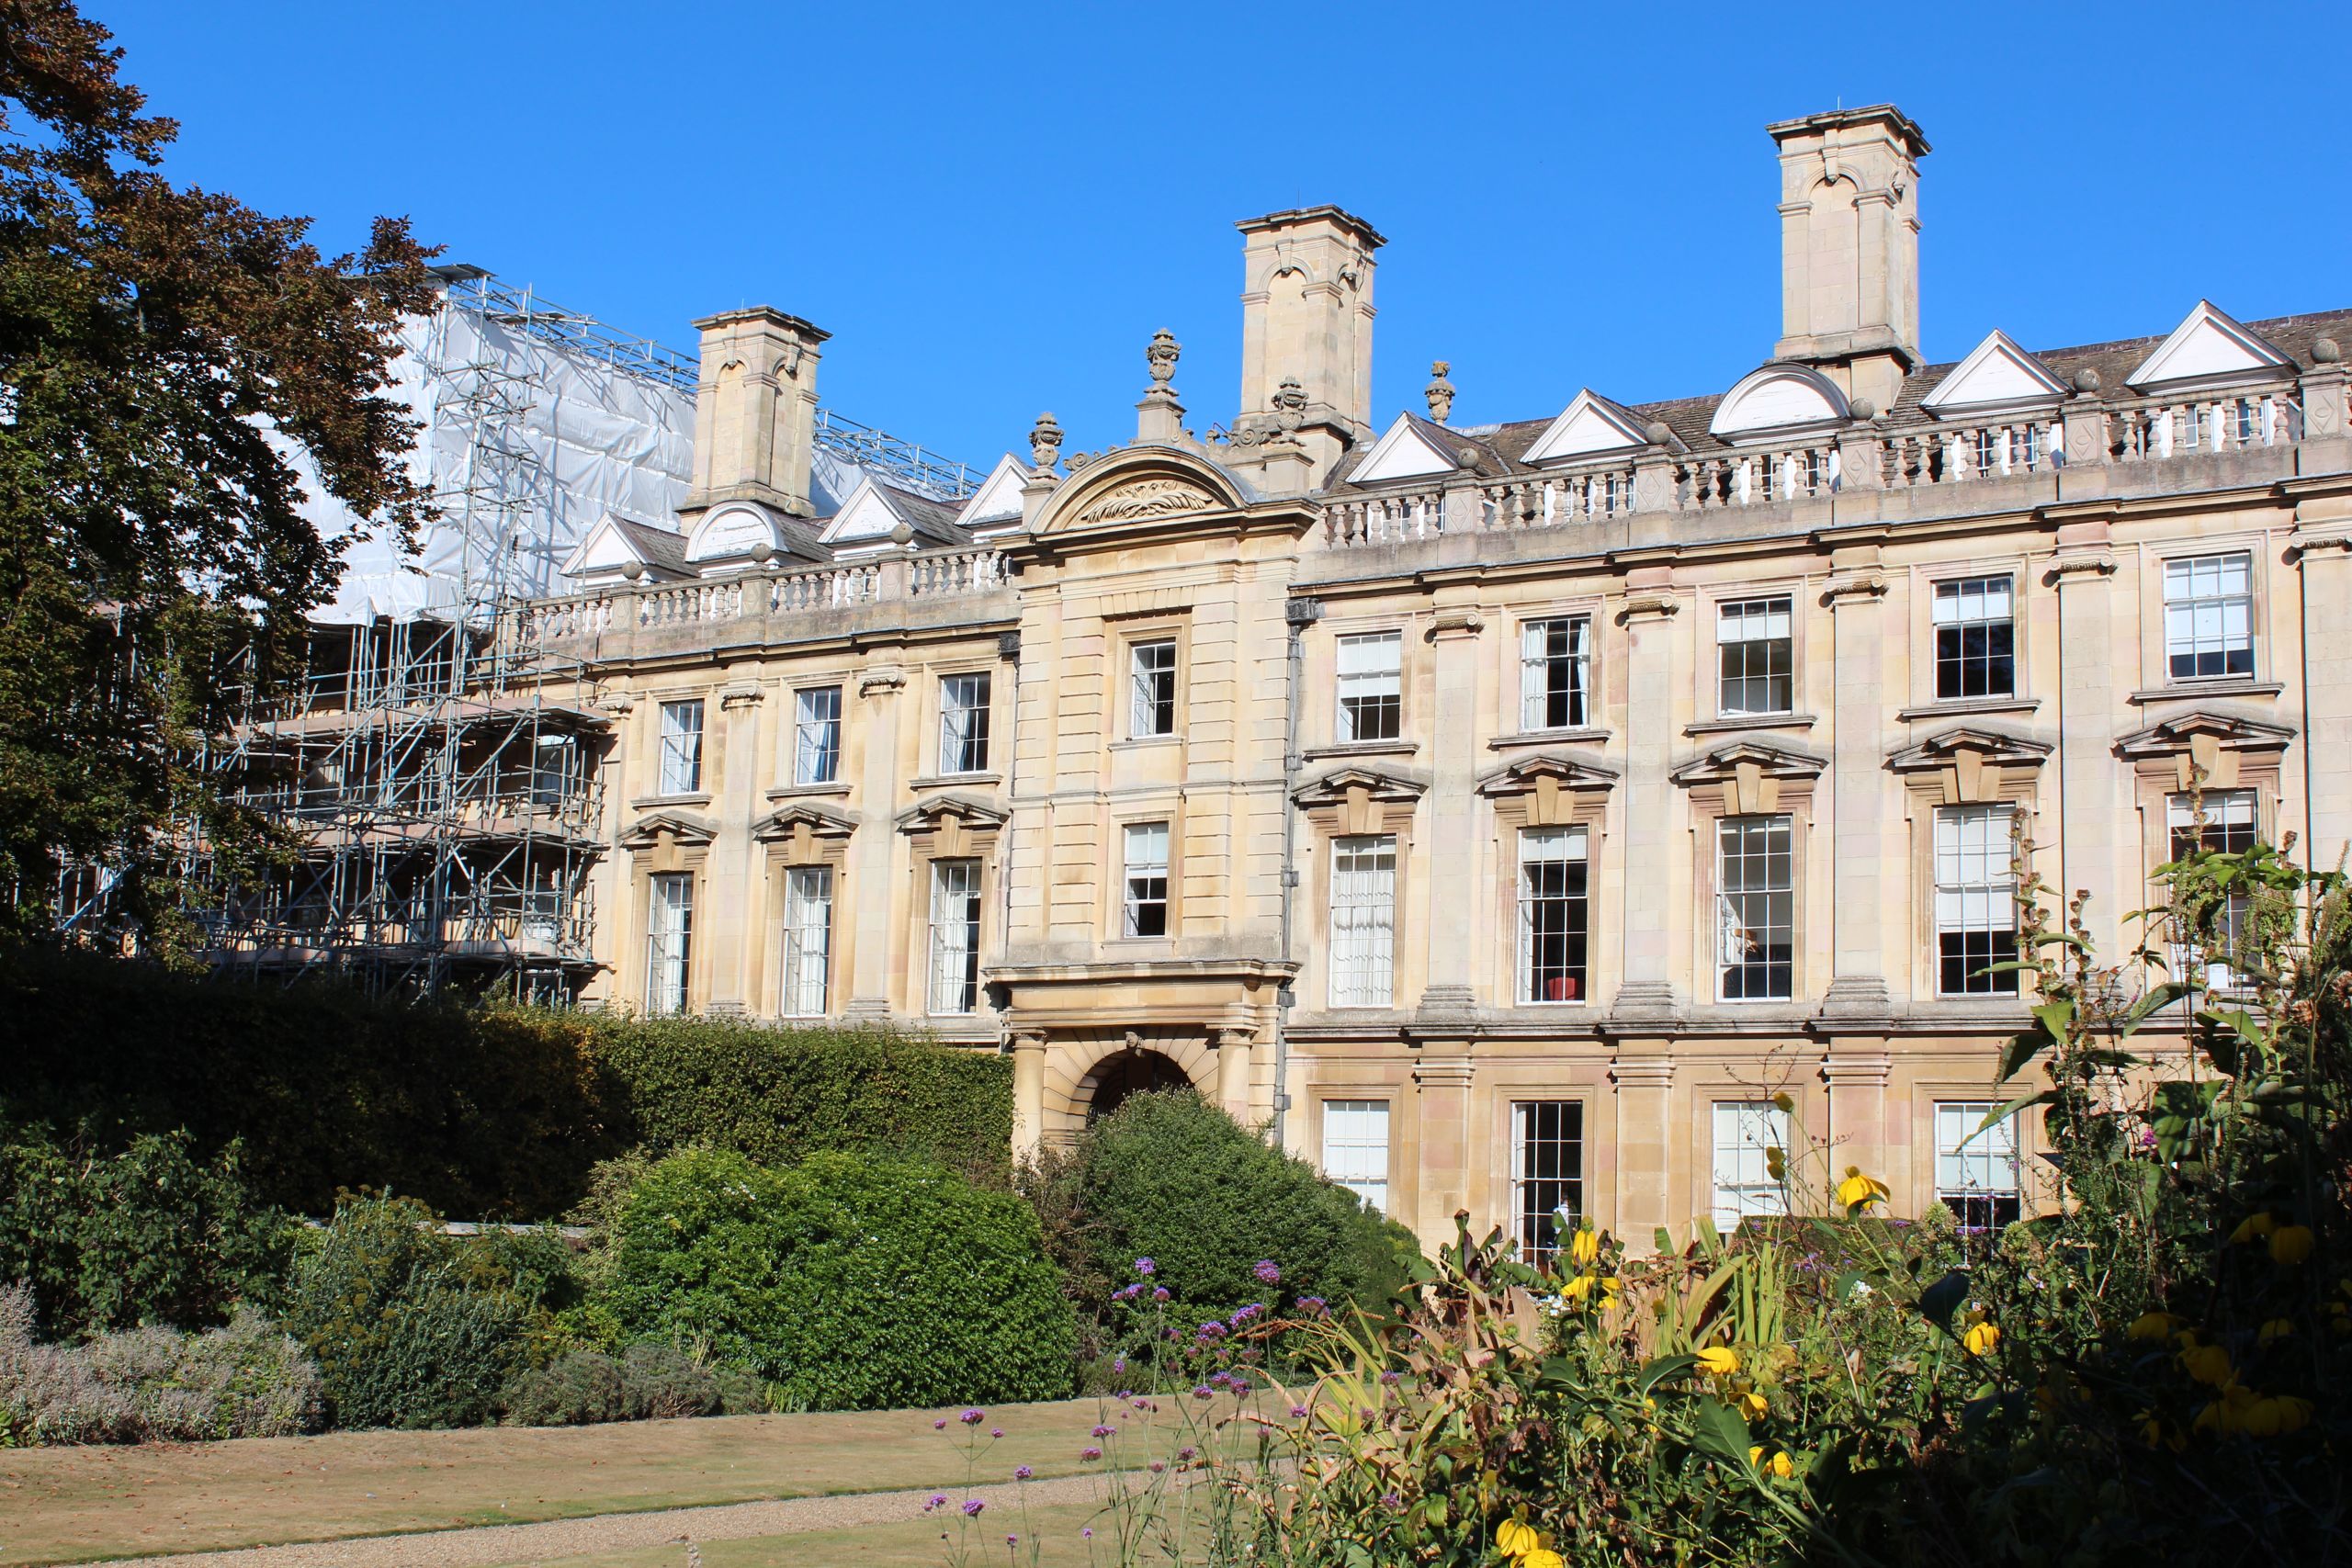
top-left (1545, 976), bottom-right (1579, 1001)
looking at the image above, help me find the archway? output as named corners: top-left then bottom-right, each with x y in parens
top-left (1085, 1047), bottom-right (1195, 1122)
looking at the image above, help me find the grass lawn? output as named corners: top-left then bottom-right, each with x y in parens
top-left (528, 1500), bottom-right (1108, 1568)
top-left (0, 1399), bottom-right (1127, 1566)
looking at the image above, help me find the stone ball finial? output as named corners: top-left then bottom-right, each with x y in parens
top-left (2073, 367), bottom-right (2101, 393)
top-left (889, 520), bottom-right (915, 547)
top-left (618, 559), bottom-right (645, 582)
top-left (1643, 420), bottom-right (1672, 444)
top-left (2313, 336), bottom-right (2343, 364)
top-left (1848, 397), bottom-right (1876, 422)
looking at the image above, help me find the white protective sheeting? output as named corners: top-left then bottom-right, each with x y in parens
top-left (301, 291), bottom-right (695, 624)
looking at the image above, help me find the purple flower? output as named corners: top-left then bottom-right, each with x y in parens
top-left (1152, 1286), bottom-right (1170, 1302)
top-left (1299, 1295), bottom-right (1327, 1314)
top-left (1254, 1259), bottom-right (1281, 1285)
top-left (963, 1498), bottom-right (986, 1517)
top-left (1083, 1529), bottom-right (1094, 1540)
top-left (959, 1408), bottom-right (986, 1425)
top-left (925, 1493), bottom-right (948, 1511)
top-left (1290, 1404), bottom-right (1309, 1418)
top-left (1179, 1446), bottom-right (1196, 1461)
top-left (1080, 1445), bottom-right (1102, 1461)
top-left (1135, 1258), bottom-right (1156, 1276)
top-left (933, 1417), bottom-right (947, 1429)
top-left (1150, 1459), bottom-right (1167, 1472)
top-left (1379, 1371), bottom-right (1401, 1385)
top-left (990, 1427), bottom-right (1003, 1438)
top-left (1230, 1379), bottom-right (1252, 1395)
top-left (1196, 1321), bottom-right (1227, 1340)
top-left (1091, 1424), bottom-right (1116, 1438)
top-left (1014, 1464), bottom-right (1033, 1480)
top-left (1380, 1492), bottom-right (1405, 1511)
top-left (1193, 1384), bottom-right (1215, 1400)
top-left (1113, 1355), bottom-right (1127, 1373)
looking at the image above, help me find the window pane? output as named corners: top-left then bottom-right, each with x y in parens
top-left (1716, 597), bottom-right (1794, 716)
top-left (927, 860), bottom-right (982, 1013)
top-left (1712, 1100), bottom-right (1789, 1230)
top-left (781, 864), bottom-right (832, 1017)
top-left (1336, 632), bottom-right (1403, 742)
top-left (2162, 551), bottom-right (2254, 682)
top-left (1511, 1101), bottom-right (1584, 1260)
top-left (938, 672), bottom-right (992, 773)
top-left (1329, 835), bottom-right (1396, 1008)
top-left (1520, 616), bottom-right (1591, 730)
top-left (1932, 577), bottom-right (2016, 701)
top-left (646, 872), bottom-right (694, 1015)
top-left (658, 701), bottom-right (704, 795)
top-left (1717, 816), bottom-right (1793, 999)
top-left (1935, 806), bottom-right (2018, 995)
top-left (1935, 1101), bottom-right (2021, 1230)
top-left (1321, 1100), bottom-right (1390, 1214)
top-left (1130, 639), bottom-right (1177, 737)
top-left (1123, 821), bottom-right (1170, 938)
top-left (794, 687), bottom-right (842, 785)
top-left (1519, 827), bottom-right (1589, 1003)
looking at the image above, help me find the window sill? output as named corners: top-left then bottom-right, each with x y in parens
top-left (765, 783), bottom-right (852, 801)
top-left (2129, 680), bottom-right (2282, 705)
top-left (1895, 697), bottom-right (2040, 723)
top-left (1684, 713), bottom-right (1817, 739)
top-left (630, 792), bottom-right (711, 809)
top-left (910, 772), bottom-right (1002, 790)
top-left (1488, 727), bottom-right (1613, 750)
top-left (1301, 740), bottom-right (1419, 762)
top-left (1109, 735), bottom-right (1182, 751)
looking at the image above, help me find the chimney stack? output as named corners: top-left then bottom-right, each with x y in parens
top-left (1766, 106), bottom-right (1928, 412)
top-left (1237, 206), bottom-right (1384, 479)
top-left (684, 306), bottom-right (830, 519)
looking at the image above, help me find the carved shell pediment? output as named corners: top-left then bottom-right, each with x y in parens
top-left (1072, 477), bottom-right (1219, 525)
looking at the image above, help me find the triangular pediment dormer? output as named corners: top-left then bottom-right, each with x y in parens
top-left (618, 808), bottom-right (716, 852)
top-left (1350, 414), bottom-right (1463, 484)
top-left (2125, 301), bottom-right (2292, 393)
top-left (956, 456), bottom-right (1030, 538)
top-left (1708, 364), bottom-right (1849, 443)
top-left (820, 478), bottom-right (912, 548)
top-left (1920, 331), bottom-right (2069, 417)
top-left (1522, 390), bottom-right (1653, 465)
top-left (561, 514), bottom-right (691, 585)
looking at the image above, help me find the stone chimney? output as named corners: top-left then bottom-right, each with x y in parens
top-left (1237, 206), bottom-right (1383, 478)
top-left (684, 306), bottom-right (830, 519)
top-left (1767, 106), bottom-right (1928, 412)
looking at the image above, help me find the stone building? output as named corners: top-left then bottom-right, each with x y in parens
top-left (512, 104), bottom-right (2352, 1257)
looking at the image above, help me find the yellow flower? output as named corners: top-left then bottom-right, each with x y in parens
top-left (1696, 1346), bottom-right (1741, 1377)
top-left (1496, 1519), bottom-right (1539, 1558)
top-left (2268, 1225), bottom-right (2314, 1266)
top-left (1562, 1272), bottom-right (1595, 1303)
top-left (2126, 1311), bottom-right (2178, 1341)
top-left (1836, 1168), bottom-right (1891, 1211)
top-left (2229, 1212), bottom-right (2278, 1245)
top-left (2179, 1343), bottom-right (2233, 1387)
top-left (1600, 1276), bottom-right (1623, 1301)
top-left (1962, 1322), bottom-right (2001, 1358)
top-left (2257, 1318), bottom-right (2295, 1345)
top-left (1747, 1443), bottom-right (1765, 1465)
top-left (1568, 1226), bottom-right (1600, 1269)
top-left (1748, 1446), bottom-right (1794, 1478)
top-left (2277, 1396), bottom-right (2315, 1433)
top-left (1522, 1552), bottom-right (1566, 1568)
top-left (1771, 1091), bottom-right (1795, 1114)
top-left (1739, 1389), bottom-right (1769, 1418)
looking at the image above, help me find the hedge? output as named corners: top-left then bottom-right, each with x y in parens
top-left (0, 947), bottom-right (1012, 1217)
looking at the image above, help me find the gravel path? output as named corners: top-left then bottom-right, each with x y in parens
top-left (78, 1472), bottom-right (1111, 1568)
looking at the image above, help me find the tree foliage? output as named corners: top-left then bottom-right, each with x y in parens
top-left (0, 0), bottom-right (435, 940)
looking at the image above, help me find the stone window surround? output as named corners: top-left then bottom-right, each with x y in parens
top-left (1481, 758), bottom-right (1613, 1011)
top-left (1905, 1079), bottom-right (2045, 1220)
top-left (899, 800), bottom-right (1005, 1018)
top-left (1104, 803), bottom-right (1183, 945)
top-left (1310, 1091), bottom-right (1400, 1211)
top-left (1316, 608), bottom-right (1419, 749)
top-left (1909, 552), bottom-right (2035, 712)
top-left (1680, 1070), bottom-right (1825, 1226)
top-left (785, 671), bottom-right (854, 787)
top-left (1106, 609), bottom-right (1191, 745)
top-left (1676, 752), bottom-right (1822, 1007)
top-left (1699, 577), bottom-right (1813, 724)
top-left (929, 660), bottom-right (1001, 778)
top-left (1293, 768), bottom-right (1424, 1012)
top-left (1505, 594), bottom-right (1609, 738)
top-left (2133, 529), bottom-right (2278, 693)
top-left (620, 815), bottom-right (714, 1016)
top-left (1892, 732), bottom-right (2048, 1003)
top-left (752, 807), bottom-right (854, 1021)
top-left (1478, 1070), bottom-right (1611, 1244)
top-left (638, 686), bottom-right (715, 802)
top-left (2121, 720), bottom-right (2290, 907)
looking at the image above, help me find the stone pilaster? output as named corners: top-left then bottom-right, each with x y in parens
top-left (1011, 1032), bottom-right (1048, 1158)
top-left (2294, 498), bottom-right (2352, 874)
top-left (845, 660), bottom-right (907, 1018)
top-left (1411, 1050), bottom-right (1475, 1250)
top-left (1821, 568), bottom-right (1893, 1019)
top-left (1612, 584), bottom-right (1682, 1019)
top-left (1215, 1027), bottom-right (1255, 1122)
top-left (1419, 602), bottom-right (1485, 1015)
top-left (2050, 536), bottom-right (2122, 960)
top-left (704, 682), bottom-right (765, 1014)
top-left (1611, 1052), bottom-right (1676, 1248)
top-left (1821, 1047), bottom-right (1894, 1201)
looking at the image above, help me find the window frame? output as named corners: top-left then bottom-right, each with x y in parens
top-left (1519, 615), bottom-right (1593, 732)
top-left (2165, 789), bottom-right (2258, 991)
top-left (1128, 637), bottom-right (1179, 739)
top-left (2161, 550), bottom-right (2255, 683)
top-left (656, 699), bottom-right (705, 796)
top-left (937, 671), bottom-right (994, 775)
top-left (1335, 630), bottom-right (1404, 744)
top-left (1510, 1100), bottom-right (1585, 1262)
top-left (1328, 833), bottom-right (1397, 1008)
top-left (1715, 813), bottom-right (1795, 1001)
top-left (925, 857), bottom-right (984, 1015)
top-left (1714, 595), bottom-right (1795, 717)
top-left (778, 863), bottom-right (833, 1019)
top-left (1931, 575), bottom-right (2017, 702)
top-left (1934, 804), bottom-right (2020, 996)
top-left (792, 685), bottom-right (843, 787)
top-left (1710, 1100), bottom-right (1790, 1231)
top-left (645, 870), bottom-right (695, 1016)
top-left (1933, 1100), bottom-right (2022, 1232)
top-left (1319, 1099), bottom-right (1392, 1214)
top-left (1120, 820), bottom-right (1171, 939)
top-left (1517, 825), bottom-right (1589, 1005)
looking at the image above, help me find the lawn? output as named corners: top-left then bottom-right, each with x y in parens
top-left (0, 1399), bottom-right (1120, 1566)
top-left (528, 1501), bottom-right (1107, 1568)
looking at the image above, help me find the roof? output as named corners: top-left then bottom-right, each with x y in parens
top-left (1329, 306), bottom-right (2352, 492)
top-left (609, 517), bottom-right (690, 575)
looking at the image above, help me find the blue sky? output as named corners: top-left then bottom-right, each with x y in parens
top-left (96, 2), bottom-right (2352, 476)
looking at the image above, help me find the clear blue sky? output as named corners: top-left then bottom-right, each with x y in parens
top-left (96, 1), bottom-right (2352, 474)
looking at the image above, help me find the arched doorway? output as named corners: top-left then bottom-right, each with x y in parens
top-left (1085, 1047), bottom-right (1195, 1122)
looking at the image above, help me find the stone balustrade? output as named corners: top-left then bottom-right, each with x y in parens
top-left (1319, 371), bottom-right (2346, 548)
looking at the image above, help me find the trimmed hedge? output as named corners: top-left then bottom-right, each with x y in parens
top-left (0, 947), bottom-right (1012, 1216)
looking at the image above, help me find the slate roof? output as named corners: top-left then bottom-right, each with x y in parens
top-left (1329, 307), bottom-right (2352, 491)
top-left (609, 516), bottom-right (691, 576)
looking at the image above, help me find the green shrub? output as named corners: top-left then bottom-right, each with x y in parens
top-left (500, 1348), bottom-right (628, 1427)
top-left (0, 1284), bottom-right (323, 1444)
top-left (0, 1123), bottom-right (290, 1338)
top-left (1057, 1089), bottom-right (1415, 1325)
top-left (497, 1341), bottom-right (763, 1427)
top-left (285, 1194), bottom-right (540, 1429)
top-left (602, 1147), bottom-right (1074, 1411)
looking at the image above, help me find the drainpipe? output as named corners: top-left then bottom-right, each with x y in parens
top-left (1274, 594), bottom-right (1322, 1150)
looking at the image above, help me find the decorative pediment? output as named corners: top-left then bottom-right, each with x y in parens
top-left (752, 801), bottom-right (857, 842)
top-left (619, 809), bottom-right (716, 852)
top-left (1521, 390), bottom-right (1652, 465)
top-left (1919, 331), bottom-right (2068, 417)
top-left (895, 794), bottom-right (1010, 834)
top-left (1476, 750), bottom-right (1621, 796)
top-left (955, 455), bottom-right (1030, 535)
top-left (1671, 739), bottom-right (1828, 784)
top-left (1292, 764), bottom-right (1430, 809)
top-left (2118, 709), bottom-right (2294, 792)
top-left (562, 514), bottom-right (690, 584)
top-left (1030, 447), bottom-right (1249, 537)
top-left (820, 478), bottom-right (913, 546)
top-left (686, 501), bottom-right (788, 564)
top-left (1708, 364), bottom-right (1849, 443)
top-left (1350, 414), bottom-right (1463, 483)
top-left (1887, 726), bottom-right (2052, 772)
top-left (2125, 301), bottom-right (2291, 392)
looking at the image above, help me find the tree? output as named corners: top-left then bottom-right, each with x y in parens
top-left (0, 1), bottom-right (434, 943)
